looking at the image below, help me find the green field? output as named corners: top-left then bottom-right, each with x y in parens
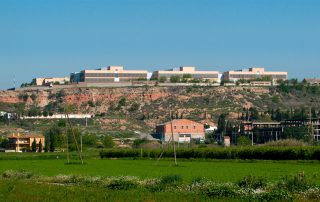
top-left (1, 153), bottom-right (320, 201)
top-left (0, 179), bottom-right (223, 202)
top-left (0, 157), bottom-right (320, 183)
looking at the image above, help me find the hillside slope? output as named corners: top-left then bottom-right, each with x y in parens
top-left (1, 86), bottom-right (319, 133)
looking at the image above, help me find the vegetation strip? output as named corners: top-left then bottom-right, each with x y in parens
top-left (2, 170), bottom-right (320, 201)
top-left (100, 147), bottom-right (320, 160)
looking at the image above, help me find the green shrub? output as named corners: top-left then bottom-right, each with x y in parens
top-left (102, 136), bottom-right (115, 148)
top-left (255, 189), bottom-right (292, 201)
top-left (237, 136), bottom-right (251, 146)
top-left (147, 174), bottom-right (183, 192)
top-left (106, 178), bottom-right (138, 190)
top-left (2, 170), bottom-right (34, 179)
top-left (202, 184), bottom-right (239, 198)
top-left (238, 175), bottom-right (267, 189)
top-left (159, 76), bottom-right (167, 83)
top-left (278, 172), bottom-right (312, 192)
top-left (160, 175), bottom-right (182, 185)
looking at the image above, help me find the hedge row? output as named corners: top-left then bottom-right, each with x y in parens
top-left (100, 147), bottom-right (320, 160)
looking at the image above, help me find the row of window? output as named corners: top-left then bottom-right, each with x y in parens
top-left (173, 125), bottom-right (197, 129)
top-left (228, 74), bottom-right (287, 79)
top-left (85, 73), bottom-right (147, 78)
top-left (158, 74), bottom-right (218, 79)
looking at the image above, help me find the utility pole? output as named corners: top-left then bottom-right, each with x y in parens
top-left (8, 114), bottom-right (11, 128)
top-left (251, 122), bottom-right (254, 146)
top-left (65, 107), bottom-right (83, 164)
top-left (78, 123), bottom-right (82, 153)
top-left (80, 133), bottom-right (83, 153)
top-left (13, 75), bottom-right (16, 89)
top-left (66, 132), bottom-right (70, 163)
top-left (85, 110), bottom-right (88, 128)
top-left (170, 110), bottom-right (177, 166)
top-left (251, 132), bottom-right (254, 146)
top-left (309, 107), bottom-right (314, 143)
top-left (17, 133), bottom-right (19, 152)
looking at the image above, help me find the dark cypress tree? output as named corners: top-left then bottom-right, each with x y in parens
top-left (270, 109), bottom-right (275, 120)
top-left (38, 139), bottom-right (43, 152)
top-left (217, 114), bottom-right (227, 133)
top-left (275, 108), bottom-right (282, 121)
top-left (250, 107), bottom-right (260, 121)
top-left (245, 110), bottom-right (249, 121)
top-left (311, 108), bottom-right (317, 118)
top-left (44, 137), bottom-right (49, 152)
top-left (31, 138), bottom-right (37, 152)
top-left (49, 133), bottom-right (55, 152)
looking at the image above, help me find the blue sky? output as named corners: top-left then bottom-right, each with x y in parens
top-left (0, 0), bottom-right (319, 89)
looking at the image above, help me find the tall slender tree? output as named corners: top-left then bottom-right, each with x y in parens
top-left (32, 138), bottom-right (37, 152)
top-left (38, 139), bottom-right (43, 152)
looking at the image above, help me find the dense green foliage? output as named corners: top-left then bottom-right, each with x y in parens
top-left (103, 136), bottom-right (115, 148)
top-left (0, 137), bottom-right (9, 148)
top-left (283, 126), bottom-right (310, 141)
top-left (237, 136), bottom-right (251, 146)
top-left (44, 124), bottom-right (65, 152)
top-left (100, 147), bottom-right (320, 160)
top-left (277, 79), bottom-right (320, 94)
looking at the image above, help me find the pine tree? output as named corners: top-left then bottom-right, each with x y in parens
top-left (31, 138), bottom-right (37, 152)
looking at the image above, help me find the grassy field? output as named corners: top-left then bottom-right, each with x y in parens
top-left (0, 179), bottom-right (229, 202)
top-left (1, 153), bottom-right (320, 201)
top-left (0, 157), bottom-right (320, 183)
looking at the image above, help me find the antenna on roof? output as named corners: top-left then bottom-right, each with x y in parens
top-left (13, 75), bottom-right (16, 89)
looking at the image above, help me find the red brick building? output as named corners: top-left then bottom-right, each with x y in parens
top-left (156, 119), bottom-right (205, 142)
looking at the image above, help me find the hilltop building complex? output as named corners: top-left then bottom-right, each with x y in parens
top-left (24, 66), bottom-right (288, 88)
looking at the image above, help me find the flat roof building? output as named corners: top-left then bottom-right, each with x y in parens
top-left (305, 78), bottom-right (320, 86)
top-left (71, 66), bottom-right (148, 83)
top-left (223, 67), bottom-right (287, 82)
top-left (33, 77), bottom-right (70, 86)
top-left (151, 66), bottom-right (220, 82)
top-left (7, 133), bottom-right (45, 152)
top-left (155, 119), bottom-right (205, 143)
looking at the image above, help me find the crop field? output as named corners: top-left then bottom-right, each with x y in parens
top-left (0, 156), bottom-right (319, 183)
top-left (1, 152), bottom-right (320, 201)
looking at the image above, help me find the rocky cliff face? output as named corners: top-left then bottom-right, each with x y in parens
top-left (1, 86), bottom-right (318, 133)
top-left (0, 90), bottom-right (20, 104)
top-left (0, 86), bottom-right (272, 118)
